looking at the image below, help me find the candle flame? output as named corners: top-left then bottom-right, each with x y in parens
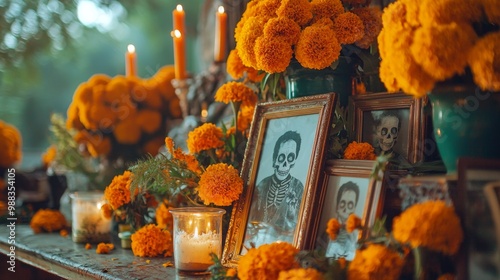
top-left (96, 202), bottom-right (103, 210)
top-left (127, 44), bottom-right (135, 53)
top-left (194, 226), bottom-right (198, 237)
top-left (176, 4), bottom-right (183, 12)
top-left (172, 29), bottom-right (182, 38)
top-left (207, 221), bottom-right (211, 232)
top-left (218, 6), bottom-right (224, 14)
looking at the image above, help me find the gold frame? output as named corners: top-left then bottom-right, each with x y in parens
top-left (456, 157), bottom-right (500, 280)
top-left (221, 93), bottom-right (337, 267)
top-left (349, 92), bottom-right (426, 165)
top-left (305, 159), bottom-right (386, 252)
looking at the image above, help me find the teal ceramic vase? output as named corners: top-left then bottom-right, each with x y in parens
top-left (284, 57), bottom-right (357, 108)
top-left (428, 84), bottom-right (500, 173)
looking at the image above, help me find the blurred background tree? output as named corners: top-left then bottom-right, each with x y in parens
top-left (0, 0), bottom-right (206, 169)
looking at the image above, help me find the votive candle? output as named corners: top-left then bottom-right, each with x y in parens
top-left (125, 44), bottom-right (137, 77)
top-left (214, 6), bottom-right (227, 62)
top-left (172, 29), bottom-right (187, 79)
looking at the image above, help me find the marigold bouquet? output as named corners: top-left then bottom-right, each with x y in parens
top-left (378, 0), bottom-right (500, 97)
top-left (234, 0), bottom-right (382, 74)
top-left (0, 120), bottom-right (22, 169)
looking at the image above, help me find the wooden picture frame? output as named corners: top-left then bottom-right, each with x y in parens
top-left (456, 157), bottom-right (500, 280)
top-left (306, 159), bottom-right (386, 260)
top-left (221, 93), bottom-right (337, 267)
top-left (349, 92), bottom-right (425, 167)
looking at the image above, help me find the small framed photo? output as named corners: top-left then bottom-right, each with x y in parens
top-left (456, 157), bottom-right (500, 280)
top-left (349, 92), bottom-right (426, 166)
top-left (221, 93), bottom-right (337, 266)
top-left (308, 159), bottom-right (386, 260)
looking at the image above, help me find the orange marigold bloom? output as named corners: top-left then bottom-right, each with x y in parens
top-left (186, 123), bottom-right (225, 154)
top-left (468, 32), bottom-right (500, 91)
top-left (86, 136), bottom-right (112, 158)
top-left (226, 268), bottom-right (237, 277)
top-left (198, 163), bottom-right (244, 206)
top-left (411, 23), bottom-right (477, 81)
top-left (137, 109), bottom-right (162, 134)
top-left (255, 36), bottom-right (294, 73)
top-left (215, 82), bottom-right (258, 106)
top-left (236, 16), bottom-right (266, 69)
top-left (227, 49), bottom-right (247, 80)
top-left (42, 145), bottom-right (57, 168)
top-left (100, 203), bottom-right (113, 220)
top-left (352, 7), bottom-right (383, 49)
top-left (165, 137), bottom-right (175, 155)
top-left (156, 203), bottom-right (174, 232)
top-left (104, 171), bottom-right (133, 210)
top-left (296, 25), bottom-right (341, 70)
top-left (238, 243), bottom-right (300, 280)
top-left (30, 209), bottom-right (67, 234)
top-left (114, 117), bottom-right (142, 145)
top-left (392, 201), bottom-right (463, 255)
top-left (96, 243), bottom-right (115, 254)
top-left (0, 120), bottom-right (22, 168)
top-left (348, 244), bottom-right (404, 280)
top-left (343, 141), bottom-right (376, 160)
top-left (246, 67), bottom-right (265, 83)
top-left (483, 0), bottom-right (500, 25)
top-left (333, 12), bottom-right (365, 45)
top-left (85, 243), bottom-right (92, 250)
top-left (59, 229), bottom-right (69, 237)
top-left (166, 137), bottom-right (202, 174)
top-left (346, 214), bottom-right (362, 233)
top-left (278, 268), bottom-right (324, 280)
top-left (276, 0), bottom-right (313, 27)
top-left (326, 218), bottom-right (341, 240)
top-left (418, 0), bottom-right (482, 25)
top-left (310, 0), bottom-right (344, 20)
top-left (263, 17), bottom-right (301, 45)
top-left (131, 224), bottom-right (173, 257)
top-left (238, 104), bottom-right (256, 132)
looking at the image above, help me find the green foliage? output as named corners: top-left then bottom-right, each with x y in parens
top-left (327, 104), bottom-right (349, 159)
top-left (208, 253), bottom-right (238, 280)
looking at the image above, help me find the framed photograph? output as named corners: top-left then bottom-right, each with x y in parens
top-left (221, 93), bottom-right (337, 266)
top-left (307, 160), bottom-right (386, 260)
top-left (349, 92), bottom-right (426, 166)
top-left (484, 180), bottom-right (500, 276)
top-left (457, 157), bottom-right (500, 280)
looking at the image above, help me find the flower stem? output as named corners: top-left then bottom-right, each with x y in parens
top-left (413, 247), bottom-right (423, 280)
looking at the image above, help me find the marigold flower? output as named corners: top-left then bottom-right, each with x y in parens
top-left (310, 0), bottom-right (344, 20)
top-left (263, 17), bottom-right (301, 45)
top-left (166, 137), bottom-right (202, 174)
top-left (114, 117), bottom-right (142, 145)
top-left (156, 203), bottom-right (174, 232)
top-left (227, 49), bottom-right (247, 80)
top-left (187, 123), bottom-right (225, 154)
top-left (348, 244), bottom-right (404, 280)
top-left (42, 145), bottom-right (57, 168)
top-left (278, 268), bottom-right (324, 280)
top-left (343, 141), bottom-right (376, 160)
top-left (352, 7), bottom-right (383, 49)
top-left (96, 243), bottom-right (115, 254)
top-left (342, 0), bottom-right (370, 6)
top-left (326, 218), bottom-right (341, 240)
top-left (238, 243), bottom-right (300, 280)
top-left (30, 209), bottom-right (67, 234)
top-left (246, 67), bottom-right (265, 83)
top-left (85, 243), bottom-right (92, 250)
top-left (333, 12), bottom-right (365, 45)
top-left (104, 171), bottom-right (133, 210)
top-left (131, 224), bottom-right (173, 257)
top-left (411, 23), bottom-right (477, 81)
top-left (226, 268), bottom-right (237, 277)
top-left (276, 0), bottom-right (312, 26)
top-left (236, 16), bottom-right (266, 69)
top-left (255, 36), bottom-right (294, 73)
top-left (59, 229), bottom-right (69, 237)
top-left (198, 163), bottom-right (244, 206)
top-left (0, 120), bottom-right (22, 168)
top-left (296, 25), bottom-right (341, 70)
top-left (165, 137), bottom-right (175, 155)
top-left (418, 0), bottom-right (482, 25)
top-left (86, 136), bottom-right (112, 158)
top-left (392, 200), bottom-right (463, 255)
top-left (238, 104), bottom-right (256, 132)
top-left (101, 203), bottom-right (114, 220)
top-left (137, 110), bottom-right (162, 134)
top-left (215, 82), bottom-right (258, 106)
top-left (483, 0), bottom-right (500, 24)
top-left (142, 136), bottom-right (164, 156)
top-left (468, 31), bottom-right (500, 91)
top-left (346, 214), bottom-right (362, 233)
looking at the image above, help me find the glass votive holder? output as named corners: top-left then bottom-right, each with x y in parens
top-left (69, 191), bottom-right (111, 243)
top-left (169, 207), bottom-right (226, 273)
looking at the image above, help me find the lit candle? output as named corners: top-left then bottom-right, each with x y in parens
top-left (172, 29), bottom-right (187, 79)
top-left (214, 6), bottom-right (227, 62)
top-left (172, 5), bottom-right (185, 36)
top-left (70, 192), bottom-right (111, 243)
top-left (125, 44), bottom-right (137, 77)
top-left (170, 207), bottom-right (226, 272)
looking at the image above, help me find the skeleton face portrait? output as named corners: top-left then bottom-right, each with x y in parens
top-left (335, 181), bottom-right (360, 223)
top-left (273, 140), bottom-right (297, 181)
top-left (375, 115), bottom-right (399, 153)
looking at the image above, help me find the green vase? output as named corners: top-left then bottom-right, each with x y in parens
top-left (428, 85), bottom-right (500, 173)
top-left (284, 57), bottom-right (356, 108)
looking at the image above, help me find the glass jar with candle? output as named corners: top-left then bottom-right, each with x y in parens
top-left (70, 192), bottom-right (111, 243)
top-left (169, 207), bottom-right (226, 273)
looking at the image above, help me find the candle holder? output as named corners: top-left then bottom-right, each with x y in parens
top-left (69, 192), bottom-right (111, 243)
top-left (169, 207), bottom-right (226, 274)
top-left (171, 77), bottom-right (194, 119)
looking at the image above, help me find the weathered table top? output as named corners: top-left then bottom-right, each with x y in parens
top-left (0, 224), bottom-right (210, 280)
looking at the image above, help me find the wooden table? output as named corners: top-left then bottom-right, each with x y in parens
top-left (0, 224), bottom-right (210, 279)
